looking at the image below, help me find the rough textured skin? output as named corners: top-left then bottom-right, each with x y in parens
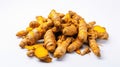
top-left (88, 27), bottom-right (100, 57)
top-left (16, 10), bottom-right (109, 62)
top-left (89, 39), bottom-right (100, 57)
top-left (62, 24), bottom-right (77, 36)
top-left (16, 30), bottom-right (28, 37)
top-left (19, 27), bottom-right (44, 48)
top-left (44, 29), bottom-right (56, 52)
top-left (54, 37), bottom-right (72, 58)
top-left (67, 38), bottom-right (82, 52)
top-left (29, 21), bottom-right (40, 28)
top-left (78, 19), bottom-right (87, 42)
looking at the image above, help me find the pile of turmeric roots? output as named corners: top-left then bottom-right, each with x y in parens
top-left (16, 9), bottom-right (109, 63)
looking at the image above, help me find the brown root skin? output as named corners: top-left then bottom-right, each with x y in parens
top-left (16, 30), bottom-right (28, 37)
top-left (88, 27), bottom-right (101, 57)
top-left (16, 20), bottom-right (40, 38)
top-left (87, 21), bottom-right (96, 29)
top-left (29, 21), bottom-right (40, 28)
top-left (62, 24), bottom-right (77, 36)
top-left (48, 9), bottom-right (63, 29)
top-left (19, 18), bottom-right (53, 48)
top-left (19, 27), bottom-right (44, 48)
top-left (44, 29), bottom-right (56, 52)
top-left (54, 37), bottom-right (72, 58)
top-left (17, 9), bottom-right (109, 62)
top-left (67, 38), bottom-right (82, 52)
top-left (78, 19), bottom-right (87, 42)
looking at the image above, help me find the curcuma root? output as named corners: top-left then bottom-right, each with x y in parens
top-left (16, 9), bottom-right (109, 62)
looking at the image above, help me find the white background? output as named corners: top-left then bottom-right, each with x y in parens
top-left (0, 0), bottom-right (120, 67)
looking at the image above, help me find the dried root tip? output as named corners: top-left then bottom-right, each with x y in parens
top-left (29, 21), bottom-right (40, 28)
top-left (19, 39), bottom-right (27, 48)
top-left (99, 32), bottom-right (109, 40)
top-left (27, 50), bottom-right (34, 57)
top-left (16, 30), bottom-right (28, 37)
top-left (54, 51), bottom-right (63, 58)
top-left (81, 47), bottom-right (91, 56)
top-left (89, 39), bottom-right (101, 57)
top-left (40, 56), bottom-right (52, 63)
top-left (76, 49), bottom-right (82, 55)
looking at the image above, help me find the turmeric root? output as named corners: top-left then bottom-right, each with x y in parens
top-left (19, 19), bottom-right (53, 48)
top-left (25, 44), bottom-right (52, 62)
top-left (67, 19), bottom-right (87, 52)
top-left (16, 9), bottom-right (109, 62)
top-left (44, 29), bottom-right (56, 52)
top-left (87, 21), bottom-right (96, 29)
top-left (62, 24), bottom-right (77, 36)
top-left (19, 27), bottom-right (44, 48)
top-left (78, 19), bottom-right (87, 42)
top-left (88, 27), bottom-right (100, 57)
top-left (54, 37), bottom-right (72, 58)
top-left (48, 9), bottom-right (62, 27)
top-left (16, 21), bottom-right (39, 38)
top-left (36, 16), bottom-right (45, 24)
top-left (16, 30), bottom-right (28, 37)
top-left (67, 38), bottom-right (82, 52)
top-left (89, 38), bottom-right (100, 57)
top-left (29, 21), bottom-right (40, 28)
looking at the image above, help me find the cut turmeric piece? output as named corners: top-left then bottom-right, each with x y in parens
top-left (34, 45), bottom-right (52, 63)
top-left (93, 25), bottom-right (109, 40)
top-left (25, 44), bottom-right (42, 50)
top-left (93, 25), bottom-right (105, 33)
